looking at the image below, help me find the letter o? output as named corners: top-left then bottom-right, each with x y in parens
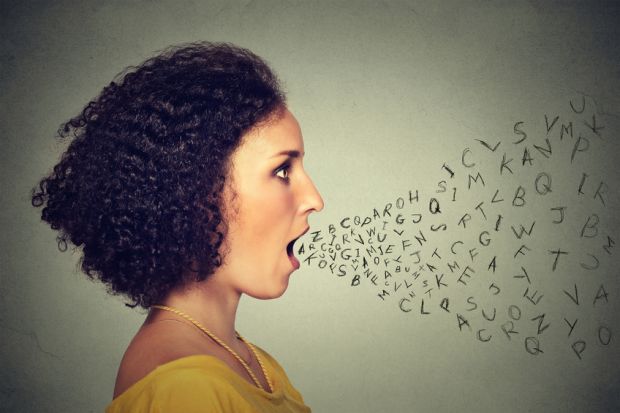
top-left (508, 304), bottom-right (522, 321)
top-left (598, 326), bottom-right (612, 346)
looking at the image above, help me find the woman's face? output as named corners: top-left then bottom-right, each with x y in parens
top-left (217, 108), bottom-right (324, 299)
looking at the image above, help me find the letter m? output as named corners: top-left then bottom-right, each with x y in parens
top-left (468, 172), bottom-right (485, 189)
top-left (378, 290), bottom-right (390, 300)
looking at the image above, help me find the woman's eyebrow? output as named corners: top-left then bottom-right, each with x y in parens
top-left (270, 150), bottom-right (303, 158)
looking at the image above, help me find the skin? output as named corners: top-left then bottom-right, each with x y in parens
top-left (113, 108), bottom-right (324, 397)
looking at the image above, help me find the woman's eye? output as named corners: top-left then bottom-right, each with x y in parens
top-left (275, 167), bottom-right (289, 180)
top-left (275, 164), bottom-right (290, 180)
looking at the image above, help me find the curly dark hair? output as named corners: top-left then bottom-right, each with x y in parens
top-left (31, 42), bottom-right (286, 308)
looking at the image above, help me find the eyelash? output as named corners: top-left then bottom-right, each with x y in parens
top-left (274, 162), bottom-right (291, 181)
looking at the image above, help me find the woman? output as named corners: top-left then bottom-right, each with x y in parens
top-left (32, 42), bottom-right (323, 412)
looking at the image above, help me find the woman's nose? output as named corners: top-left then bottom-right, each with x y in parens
top-left (301, 174), bottom-right (324, 213)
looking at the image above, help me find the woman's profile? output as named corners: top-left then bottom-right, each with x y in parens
top-left (31, 42), bottom-right (323, 412)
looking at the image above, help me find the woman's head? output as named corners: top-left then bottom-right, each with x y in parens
top-left (32, 42), bottom-right (286, 308)
top-left (216, 108), bottom-right (324, 300)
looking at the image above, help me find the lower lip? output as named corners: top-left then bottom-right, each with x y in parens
top-left (289, 254), bottom-right (300, 270)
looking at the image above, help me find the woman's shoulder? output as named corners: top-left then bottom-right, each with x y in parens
top-left (110, 319), bottom-right (309, 410)
top-left (113, 320), bottom-right (217, 398)
top-left (108, 336), bottom-right (310, 413)
top-left (106, 355), bottom-right (239, 413)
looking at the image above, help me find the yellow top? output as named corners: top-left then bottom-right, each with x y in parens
top-left (105, 347), bottom-right (311, 413)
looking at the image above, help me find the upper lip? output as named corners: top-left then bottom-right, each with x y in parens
top-left (295, 226), bottom-right (310, 243)
top-left (289, 226), bottom-right (310, 246)
top-left (298, 226), bottom-right (310, 239)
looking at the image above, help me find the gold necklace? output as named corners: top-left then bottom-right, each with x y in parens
top-left (151, 305), bottom-right (272, 392)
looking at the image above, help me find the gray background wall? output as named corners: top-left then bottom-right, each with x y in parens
top-left (1, 1), bottom-right (619, 412)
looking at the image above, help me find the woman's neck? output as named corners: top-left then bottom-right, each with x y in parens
top-left (158, 277), bottom-right (242, 347)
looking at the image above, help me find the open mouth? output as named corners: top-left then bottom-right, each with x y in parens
top-left (286, 239), bottom-right (296, 257)
top-left (286, 228), bottom-right (308, 270)
top-left (286, 238), bottom-right (300, 269)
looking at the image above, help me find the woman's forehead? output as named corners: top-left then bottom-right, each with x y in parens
top-left (235, 109), bottom-right (304, 159)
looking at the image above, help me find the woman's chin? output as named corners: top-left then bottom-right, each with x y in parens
top-left (249, 278), bottom-right (290, 300)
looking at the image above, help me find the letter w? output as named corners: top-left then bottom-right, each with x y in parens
top-left (511, 221), bottom-right (535, 239)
